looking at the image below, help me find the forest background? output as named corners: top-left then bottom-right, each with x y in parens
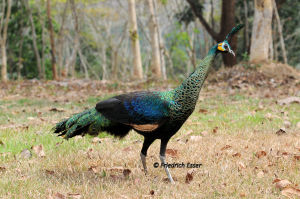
top-left (0, 0), bottom-right (299, 82)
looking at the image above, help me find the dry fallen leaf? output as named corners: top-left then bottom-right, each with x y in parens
top-left (110, 174), bottom-right (124, 181)
top-left (282, 151), bottom-right (289, 156)
top-left (232, 152), bottom-right (241, 158)
top-left (27, 117), bottom-right (35, 120)
top-left (0, 166), bottom-right (6, 171)
top-left (166, 149), bottom-right (178, 157)
top-left (255, 151), bottom-right (267, 158)
top-left (119, 195), bottom-right (130, 199)
top-left (277, 96), bottom-right (300, 105)
top-left (149, 190), bottom-right (155, 195)
top-left (122, 146), bottom-right (133, 152)
top-left (88, 165), bottom-right (101, 174)
top-left (200, 131), bottom-right (209, 136)
top-left (185, 169), bottom-right (194, 184)
top-left (163, 176), bottom-right (177, 183)
top-left (31, 144), bottom-right (46, 157)
top-left (49, 192), bottom-right (66, 199)
top-left (190, 135), bottom-right (202, 142)
top-left (294, 155), bottom-right (300, 161)
top-left (281, 187), bottom-right (300, 198)
top-left (45, 170), bottom-right (55, 175)
top-left (257, 171), bottom-right (264, 178)
top-left (55, 141), bottom-right (63, 147)
top-left (258, 102), bottom-right (264, 110)
top-left (212, 126), bottom-right (218, 133)
top-left (283, 121), bottom-right (291, 128)
top-left (176, 130), bottom-right (193, 142)
top-left (199, 109), bottom-right (208, 114)
top-left (185, 129), bottom-right (193, 136)
top-left (49, 107), bottom-right (65, 112)
top-left (273, 179), bottom-right (292, 190)
top-left (265, 113), bottom-right (273, 119)
top-left (87, 148), bottom-right (98, 159)
top-left (123, 169), bottom-right (131, 177)
top-left (276, 128), bottom-right (287, 135)
top-left (134, 178), bottom-right (141, 185)
top-left (108, 167), bottom-right (125, 172)
top-left (74, 136), bottom-right (83, 141)
top-left (35, 131), bottom-right (43, 135)
top-left (92, 137), bottom-right (101, 144)
top-left (19, 149), bottom-right (32, 159)
top-left (221, 145), bottom-right (232, 151)
top-left (67, 193), bottom-right (82, 199)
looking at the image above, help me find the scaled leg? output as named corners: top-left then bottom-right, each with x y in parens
top-left (160, 138), bottom-right (175, 184)
top-left (140, 137), bottom-right (155, 174)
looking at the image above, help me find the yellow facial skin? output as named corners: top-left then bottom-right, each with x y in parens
top-left (217, 43), bottom-right (225, 51)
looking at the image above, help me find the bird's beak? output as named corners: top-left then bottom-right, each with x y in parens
top-left (229, 48), bottom-right (235, 56)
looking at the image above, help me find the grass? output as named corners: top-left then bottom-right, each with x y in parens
top-left (0, 86), bottom-right (299, 198)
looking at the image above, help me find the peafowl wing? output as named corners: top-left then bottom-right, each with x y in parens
top-left (95, 91), bottom-right (170, 132)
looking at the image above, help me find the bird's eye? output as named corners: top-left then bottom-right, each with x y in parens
top-left (224, 45), bottom-right (228, 49)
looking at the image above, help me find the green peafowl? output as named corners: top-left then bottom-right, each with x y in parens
top-left (53, 24), bottom-right (244, 184)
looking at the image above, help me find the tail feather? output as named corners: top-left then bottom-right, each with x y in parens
top-left (53, 119), bottom-right (68, 134)
top-left (52, 108), bottom-right (132, 139)
top-left (53, 108), bottom-right (98, 139)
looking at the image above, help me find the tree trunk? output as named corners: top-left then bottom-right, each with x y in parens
top-left (57, 1), bottom-right (68, 78)
top-left (18, 19), bottom-right (25, 80)
top-left (186, 0), bottom-right (237, 67)
top-left (66, 36), bottom-right (79, 77)
top-left (23, 0), bottom-right (43, 79)
top-left (210, 0), bottom-right (215, 30)
top-left (1, 44), bottom-right (8, 82)
top-left (111, 22), bottom-right (127, 80)
top-left (88, 16), bottom-right (110, 80)
top-left (35, 1), bottom-right (46, 79)
top-left (249, 0), bottom-right (273, 63)
top-left (147, 0), bottom-right (162, 79)
top-left (272, 0), bottom-right (287, 63)
top-left (101, 46), bottom-right (108, 80)
top-left (69, 0), bottom-right (80, 78)
top-left (128, 0), bottom-right (143, 80)
top-left (47, 0), bottom-right (58, 80)
top-left (77, 49), bottom-right (89, 79)
top-left (0, 0), bottom-right (11, 82)
top-left (273, 21), bottom-right (278, 61)
top-left (153, 0), bottom-right (167, 80)
top-left (40, 13), bottom-right (46, 79)
top-left (243, 0), bottom-right (250, 52)
top-left (219, 0), bottom-right (237, 66)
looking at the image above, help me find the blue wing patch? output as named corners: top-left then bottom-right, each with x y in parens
top-left (123, 95), bottom-right (168, 123)
top-left (96, 91), bottom-right (170, 126)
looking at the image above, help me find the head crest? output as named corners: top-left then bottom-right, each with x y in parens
top-left (225, 24), bottom-right (244, 41)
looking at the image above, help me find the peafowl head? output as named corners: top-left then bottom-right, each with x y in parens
top-left (217, 41), bottom-right (235, 56)
top-left (216, 24), bottom-right (244, 56)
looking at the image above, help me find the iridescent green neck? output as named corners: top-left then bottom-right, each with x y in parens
top-left (172, 44), bottom-right (218, 108)
top-left (176, 45), bottom-right (217, 91)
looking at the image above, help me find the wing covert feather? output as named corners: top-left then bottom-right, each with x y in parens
top-left (95, 92), bottom-right (170, 127)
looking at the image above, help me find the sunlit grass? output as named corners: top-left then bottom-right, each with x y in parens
top-left (0, 91), bottom-right (299, 198)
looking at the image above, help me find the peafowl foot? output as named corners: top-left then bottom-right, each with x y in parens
top-left (160, 155), bottom-right (175, 184)
top-left (140, 153), bottom-right (148, 175)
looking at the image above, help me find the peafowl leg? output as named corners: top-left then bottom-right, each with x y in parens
top-left (160, 139), bottom-right (175, 184)
top-left (140, 153), bottom-right (147, 174)
top-left (140, 138), bottom-right (155, 174)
